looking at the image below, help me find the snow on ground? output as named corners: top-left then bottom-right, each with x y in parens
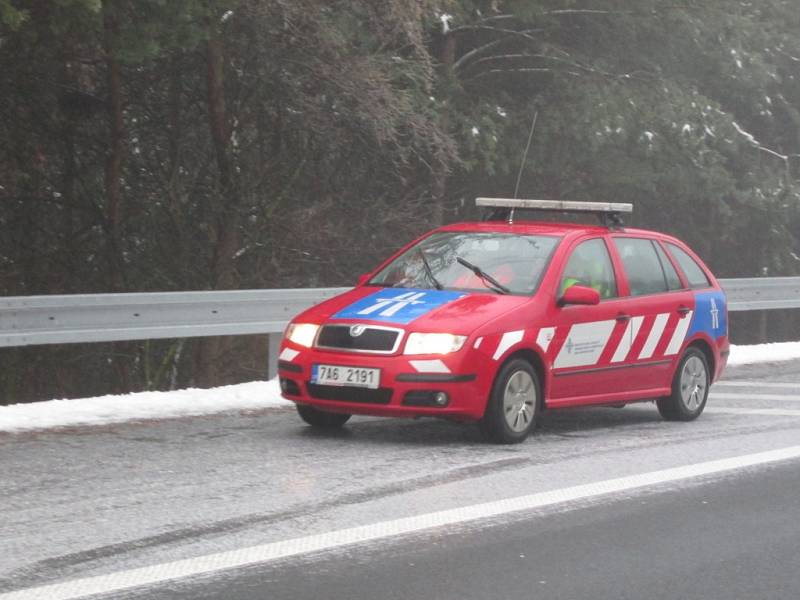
top-left (727, 341), bottom-right (800, 366)
top-left (0, 380), bottom-right (291, 434)
top-left (1, 341), bottom-right (799, 434)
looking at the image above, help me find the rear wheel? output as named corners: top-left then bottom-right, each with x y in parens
top-left (296, 404), bottom-right (351, 428)
top-left (657, 347), bottom-right (709, 421)
top-left (479, 358), bottom-right (540, 444)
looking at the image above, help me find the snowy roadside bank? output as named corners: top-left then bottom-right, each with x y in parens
top-left (1, 341), bottom-right (799, 434)
top-left (0, 380), bottom-right (291, 434)
top-left (726, 341), bottom-right (800, 366)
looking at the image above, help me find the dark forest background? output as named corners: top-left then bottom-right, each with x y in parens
top-left (2, 0), bottom-right (799, 403)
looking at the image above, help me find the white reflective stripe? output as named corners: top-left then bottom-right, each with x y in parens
top-left (409, 359), bottom-right (451, 374)
top-left (610, 316), bottom-right (644, 363)
top-left (554, 320), bottom-right (616, 369)
top-left (492, 330), bottom-right (525, 361)
top-left (664, 311), bottom-right (693, 356)
top-left (638, 313), bottom-right (669, 359)
top-left (536, 327), bottom-right (556, 352)
top-left (279, 348), bottom-right (299, 361)
top-left (473, 337), bottom-right (483, 349)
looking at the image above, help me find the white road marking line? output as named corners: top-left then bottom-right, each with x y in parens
top-left (664, 310), bottom-right (693, 356)
top-left (492, 330), bottom-right (525, 361)
top-left (710, 392), bottom-right (800, 402)
top-left (638, 313), bottom-right (669, 359)
top-left (5, 446), bottom-right (800, 600)
top-left (408, 359), bottom-right (451, 374)
top-left (715, 381), bottom-right (799, 390)
top-left (610, 316), bottom-right (643, 363)
top-left (707, 407), bottom-right (800, 417)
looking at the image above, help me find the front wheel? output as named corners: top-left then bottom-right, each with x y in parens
top-left (479, 358), bottom-right (540, 444)
top-left (657, 347), bottom-right (710, 421)
top-left (296, 404), bottom-right (351, 429)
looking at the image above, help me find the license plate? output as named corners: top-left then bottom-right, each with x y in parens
top-left (312, 364), bottom-right (381, 389)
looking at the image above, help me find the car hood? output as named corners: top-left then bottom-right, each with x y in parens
top-left (296, 286), bottom-right (530, 333)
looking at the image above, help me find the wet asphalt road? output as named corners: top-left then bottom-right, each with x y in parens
top-left (136, 461), bottom-right (800, 600)
top-left (1, 359), bottom-right (799, 599)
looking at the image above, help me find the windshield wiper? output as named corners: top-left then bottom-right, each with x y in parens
top-left (456, 257), bottom-right (510, 295)
top-left (419, 248), bottom-right (443, 290)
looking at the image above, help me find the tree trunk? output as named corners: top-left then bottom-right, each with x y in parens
top-left (195, 18), bottom-right (242, 387)
top-left (102, 0), bottom-right (125, 292)
top-left (102, 0), bottom-right (132, 393)
top-left (432, 31), bottom-right (456, 226)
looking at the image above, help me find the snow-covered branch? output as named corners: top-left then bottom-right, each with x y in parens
top-left (732, 121), bottom-right (790, 161)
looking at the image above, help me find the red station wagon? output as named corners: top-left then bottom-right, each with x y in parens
top-left (278, 199), bottom-right (729, 443)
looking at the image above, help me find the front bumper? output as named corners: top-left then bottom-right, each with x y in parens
top-left (277, 344), bottom-right (490, 420)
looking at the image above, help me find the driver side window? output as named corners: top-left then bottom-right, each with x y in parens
top-left (560, 238), bottom-right (618, 300)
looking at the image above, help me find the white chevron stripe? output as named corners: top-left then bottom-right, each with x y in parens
top-left (664, 311), bottom-right (693, 356)
top-left (409, 359), bottom-right (451, 374)
top-left (492, 330), bottom-right (525, 361)
top-left (611, 316), bottom-right (644, 363)
top-left (638, 313), bottom-right (670, 359)
top-left (279, 348), bottom-right (299, 361)
top-left (536, 327), bottom-right (556, 352)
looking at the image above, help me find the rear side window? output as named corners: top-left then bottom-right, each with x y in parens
top-left (654, 243), bottom-right (683, 290)
top-left (666, 243), bottom-right (711, 289)
top-left (613, 237), bottom-right (670, 296)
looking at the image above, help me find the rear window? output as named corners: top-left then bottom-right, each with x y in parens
top-left (666, 243), bottom-right (711, 289)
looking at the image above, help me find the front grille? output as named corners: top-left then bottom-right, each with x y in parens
top-left (316, 325), bottom-right (401, 353)
top-left (307, 383), bottom-right (393, 405)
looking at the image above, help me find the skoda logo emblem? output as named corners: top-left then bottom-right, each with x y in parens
top-left (350, 325), bottom-right (366, 337)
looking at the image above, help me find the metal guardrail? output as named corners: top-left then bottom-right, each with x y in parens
top-left (1, 278), bottom-right (798, 376)
top-left (0, 288), bottom-right (348, 376)
top-left (718, 277), bottom-right (800, 311)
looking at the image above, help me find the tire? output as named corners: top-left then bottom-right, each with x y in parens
top-left (657, 347), bottom-right (710, 421)
top-left (296, 404), bottom-right (351, 429)
top-left (479, 358), bottom-right (540, 444)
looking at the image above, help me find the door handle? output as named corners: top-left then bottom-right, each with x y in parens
top-left (616, 313), bottom-right (631, 322)
top-left (677, 306), bottom-right (691, 316)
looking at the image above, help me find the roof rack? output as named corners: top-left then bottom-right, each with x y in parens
top-left (476, 198), bottom-right (633, 229)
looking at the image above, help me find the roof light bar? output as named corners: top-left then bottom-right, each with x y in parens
top-left (476, 198), bottom-right (633, 214)
top-left (476, 198), bottom-right (633, 229)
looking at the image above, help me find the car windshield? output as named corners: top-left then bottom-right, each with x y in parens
top-left (368, 232), bottom-right (561, 295)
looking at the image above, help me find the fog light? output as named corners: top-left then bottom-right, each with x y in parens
top-left (402, 391), bottom-right (450, 407)
top-left (280, 378), bottom-right (301, 396)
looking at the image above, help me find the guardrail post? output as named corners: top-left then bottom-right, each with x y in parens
top-left (267, 332), bottom-right (281, 380)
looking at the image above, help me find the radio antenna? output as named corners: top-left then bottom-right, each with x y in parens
top-left (513, 110), bottom-right (538, 201)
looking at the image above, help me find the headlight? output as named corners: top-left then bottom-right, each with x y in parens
top-left (285, 323), bottom-right (319, 348)
top-left (404, 333), bottom-right (467, 355)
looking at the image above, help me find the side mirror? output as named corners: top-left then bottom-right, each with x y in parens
top-left (559, 285), bottom-right (600, 306)
top-left (356, 273), bottom-right (371, 286)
